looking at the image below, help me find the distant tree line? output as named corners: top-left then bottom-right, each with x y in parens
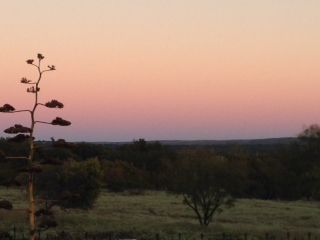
top-left (1, 125), bottom-right (320, 226)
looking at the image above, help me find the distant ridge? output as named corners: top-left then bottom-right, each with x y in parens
top-left (88, 137), bottom-right (297, 146)
top-left (156, 137), bottom-right (296, 146)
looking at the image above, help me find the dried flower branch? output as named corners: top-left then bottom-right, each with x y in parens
top-left (37, 53), bottom-right (44, 60)
top-left (45, 100), bottom-right (64, 108)
top-left (0, 104), bottom-right (15, 112)
top-left (48, 65), bottom-right (56, 70)
top-left (51, 117), bottom-right (71, 126)
top-left (27, 86), bottom-right (40, 93)
top-left (8, 134), bottom-right (33, 142)
top-left (21, 77), bottom-right (33, 84)
top-left (4, 124), bottom-right (31, 134)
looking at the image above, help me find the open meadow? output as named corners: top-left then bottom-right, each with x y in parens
top-left (1, 187), bottom-right (320, 239)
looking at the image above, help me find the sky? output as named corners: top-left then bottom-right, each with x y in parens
top-left (1, 1), bottom-right (320, 142)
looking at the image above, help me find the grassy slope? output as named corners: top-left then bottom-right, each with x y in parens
top-left (1, 187), bottom-right (320, 238)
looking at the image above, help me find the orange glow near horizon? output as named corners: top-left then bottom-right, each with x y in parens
top-left (1, 1), bottom-right (320, 141)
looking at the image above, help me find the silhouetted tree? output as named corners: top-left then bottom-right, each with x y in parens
top-left (297, 124), bottom-right (320, 199)
top-left (0, 54), bottom-right (71, 240)
top-left (167, 148), bottom-right (235, 227)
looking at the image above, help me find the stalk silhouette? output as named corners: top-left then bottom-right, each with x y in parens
top-left (0, 54), bottom-right (71, 240)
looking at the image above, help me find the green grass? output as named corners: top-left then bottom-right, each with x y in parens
top-left (1, 187), bottom-right (320, 239)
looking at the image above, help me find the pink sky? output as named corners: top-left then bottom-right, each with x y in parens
top-left (1, 1), bottom-right (320, 142)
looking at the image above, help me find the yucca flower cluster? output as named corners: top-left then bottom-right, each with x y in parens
top-left (0, 104), bottom-right (15, 112)
top-left (1, 53), bottom-right (71, 142)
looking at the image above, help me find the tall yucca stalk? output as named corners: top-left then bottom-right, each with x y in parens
top-left (0, 54), bottom-right (71, 240)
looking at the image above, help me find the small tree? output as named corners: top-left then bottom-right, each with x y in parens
top-left (167, 148), bottom-right (235, 227)
top-left (297, 124), bottom-right (320, 199)
top-left (0, 54), bottom-right (71, 240)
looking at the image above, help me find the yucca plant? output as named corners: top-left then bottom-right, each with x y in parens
top-left (0, 54), bottom-right (71, 240)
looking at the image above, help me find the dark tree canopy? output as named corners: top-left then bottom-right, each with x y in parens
top-left (167, 148), bottom-right (236, 226)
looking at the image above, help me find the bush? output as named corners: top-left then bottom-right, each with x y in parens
top-left (36, 158), bottom-right (103, 209)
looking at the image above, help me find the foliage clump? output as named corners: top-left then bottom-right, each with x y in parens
top-left (36, 158), bottom-right (103, 209)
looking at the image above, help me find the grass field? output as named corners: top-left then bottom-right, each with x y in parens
top-left (1, 187), bottom-right (320, 239)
